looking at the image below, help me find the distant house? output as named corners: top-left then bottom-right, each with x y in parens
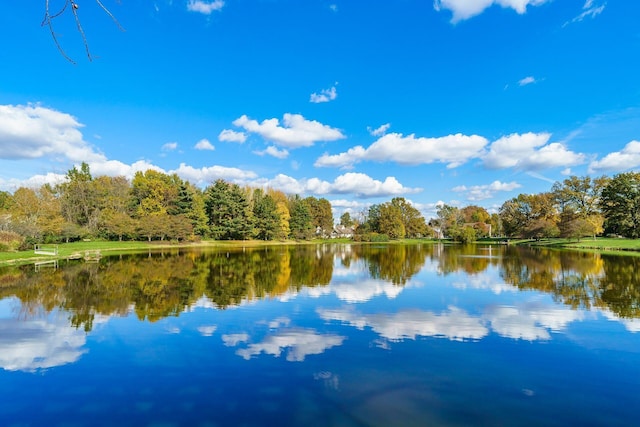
top-left (331, 225), bottom-right (355, 239)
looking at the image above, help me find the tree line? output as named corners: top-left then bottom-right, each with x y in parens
top-left (4, 243), bottom-right (640, 331)
top-left (435, 173), bottom-right (640, 241)
top-left (0, 163), bottom-right (338, 250)
top-left (3, 164), bottom-right (640, 250)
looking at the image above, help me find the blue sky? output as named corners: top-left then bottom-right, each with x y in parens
top-left (1, 0), bottom-right (638, 220)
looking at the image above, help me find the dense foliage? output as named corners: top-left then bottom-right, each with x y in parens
top-left (0, 164), bottom-right (341, 249)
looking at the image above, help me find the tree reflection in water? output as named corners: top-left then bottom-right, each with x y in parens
top-left (1, 243), bottom-right (640, 331)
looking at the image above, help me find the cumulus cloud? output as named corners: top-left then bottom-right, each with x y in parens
top-left (316, 132), bottom-right (488, 169)
top-left (0, 298), bottom-right (87, 372)
top-left (232, 113), bottom-right (345, 149)
top-left (452, 180), bottom-right (522, 201)
top-left (0, 104), bottom-right (267, 192)
top-left (329, 199), bottom-right (367, 209)
top-left (162, 142), bottom-right (178, 151)
top-left (368, 123), bottom-right (391, 137)
top-left (484, 302), bottom-right (584, 340)
top-left (187, 0), bottom-right (224, 14)
top-left (251, 172), bottom-right (420, 198)
top-left (235, 328), bottom-right (346, 361)
top-left (310, 85), bottom-right (338, 103)
top-left (218, 129), bottom-right (247, 144)
top-left (315, 146), bottom-right (367, 169)
top-left (171, 163), bottom-right (258, 186)
top-left (588, 141), bottom-right (640, 173)
top-left (254, 146), bottom-right (289, 159)
top-left (564, 0), bottom-right (606, 26)
top-left (194, 138), bottom-right (215, 151)
top-left (88, 159), bottom-right (162, 178)
top-left (305, 278), bottom-right (405, 303)
top-left (222, 333), bottom-right (250, 346)
top-left (197, 325), bottom-right (217, 336)
top-left (518, 76), bottom-right (537, 86)
top-left (318, 306), bottom-right (489, 342)
top-left (434, 0), bottom-right (549, 23)
top-left (0, 103), bottom-right (104, 163)
top-left (482, 132), bottom-right (586, 170)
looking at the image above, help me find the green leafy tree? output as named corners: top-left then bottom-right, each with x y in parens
top-left (436, 204), bottom-right (463, 239)
top-left (288, 196), bottom-right (313, 240)
top-left (58, 162), bottom-right (99, 232)
top-left (252, 189), bottom-right (280, 241)
top-left (205, 179), bottom-right (253, 240)
top-left (600, 172), bottom-right (640, 238)
top-left (499, 193), bottom-right (557, 238)
top-left (391, 197), bottom-right (429, 238)
top-left (552, 175), bottom-right (608, 239)
top-left (339, 212), bottom-right (354, 227)
top-left (130, 170), bottom-right (180, 217)
top-left (378, 202), bottom-right (405, 239)
top-left (304, 197), bottom-right (334, 237)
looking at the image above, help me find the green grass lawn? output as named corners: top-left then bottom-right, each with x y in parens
top-left (3, 237), bottom-right (639, 267)
top-left (0, 240), bottom-right (172, 266)
top-left (0, 238), bottom-right (354, 266)
top-left (518, 237), bottom-right (640, 252)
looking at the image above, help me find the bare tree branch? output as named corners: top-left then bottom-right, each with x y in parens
top-left (42, 0), bottom-right (124, 64)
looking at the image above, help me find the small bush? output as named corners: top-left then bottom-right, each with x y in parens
top-left (353, 232), bottom-right (390, 242)
top-left (0, 231), bottom-right (24, 252)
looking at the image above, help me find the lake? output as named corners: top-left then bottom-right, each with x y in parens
top-left (1, 243), bottom-right (639, 426)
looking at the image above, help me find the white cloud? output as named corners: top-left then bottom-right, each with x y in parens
top-left (254, 146), bottom-right (289, 159)
top-left (329, 4), bottom-right (338, 12)
top-left (232, 113), bottom-right (345, 149)
top-left (251, 172), bottom-right (420, 198)
top-left (452, 180), bottom-right (522, 201)
top-left (305, 278), bottom-right (405, 303)
top-left (484, 302), bottom-right (584, 340)
top-left (172, 163), bottom-right (258, 186)
top-left (315, 146), bottom-right (367, 169)
top-left (588, 140), bottom-right (640, 173)
top-left (0, 172), bottom-right (66, 191)
top-left (368, 123), bottom-right (391, 137)
top-left (88, 159), bottom-right (161, 179)
top-left (482, 132), bottom-right (586, 170)
top-left (452, 273), bottom-right (518, 295)
top-left (221, 333), bottom-right (250, 346)
top-left (0, 104), bottom-right (265, 192)
top-left (319, 306), bottom-right (489, 342)
top-left (162, 142), bottom-right (178, 151)
top-left (564, 0), bottom-right (606, 26)
top-left (194, 138), bottom-right (215, 151)
top-left (310, 85), bottom-right (338, 103)
top-left (434, 0), bottom-right (549, 23)
top-left (218, 129), bottom-right (247, 144)
top-left (197, 325), bottom-right (217, 336)
top-left (0, 298), bottom-right (87, 372)
top-left (187, 0), bottom-right (224, 15)
top-left (329, 199), bottom-right (367, 209)
top-left (0, 103), bottom-right (104, 163)
top-left (518, 76), bottom-right (537, 86)
top-left (235, 328), bottom-right (346, 361)
top-left (316, 132), bottom-right (488, 169)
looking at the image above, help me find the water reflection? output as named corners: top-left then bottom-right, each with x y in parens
top-left (0, 297), bottom-right (88, 371)
top-left (1, 243), bottom-right (640, 372)
top-left (3, 244), bottom-right (640, 427)
top-left (2, 244), bottom-right (640, 323)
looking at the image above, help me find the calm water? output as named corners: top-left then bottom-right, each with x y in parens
top-left (1, 244), bottom-right (639, 426)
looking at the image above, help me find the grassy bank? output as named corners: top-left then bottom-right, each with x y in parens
top-left (515, 237), bottom-right (640, 254)
top-left (0, 238), bottom-right (365, 267)
top-left (0, 237), bottom-right (441, 267)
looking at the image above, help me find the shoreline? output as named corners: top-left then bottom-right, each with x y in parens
top-left (3, 237), bottom-right (640, 267)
